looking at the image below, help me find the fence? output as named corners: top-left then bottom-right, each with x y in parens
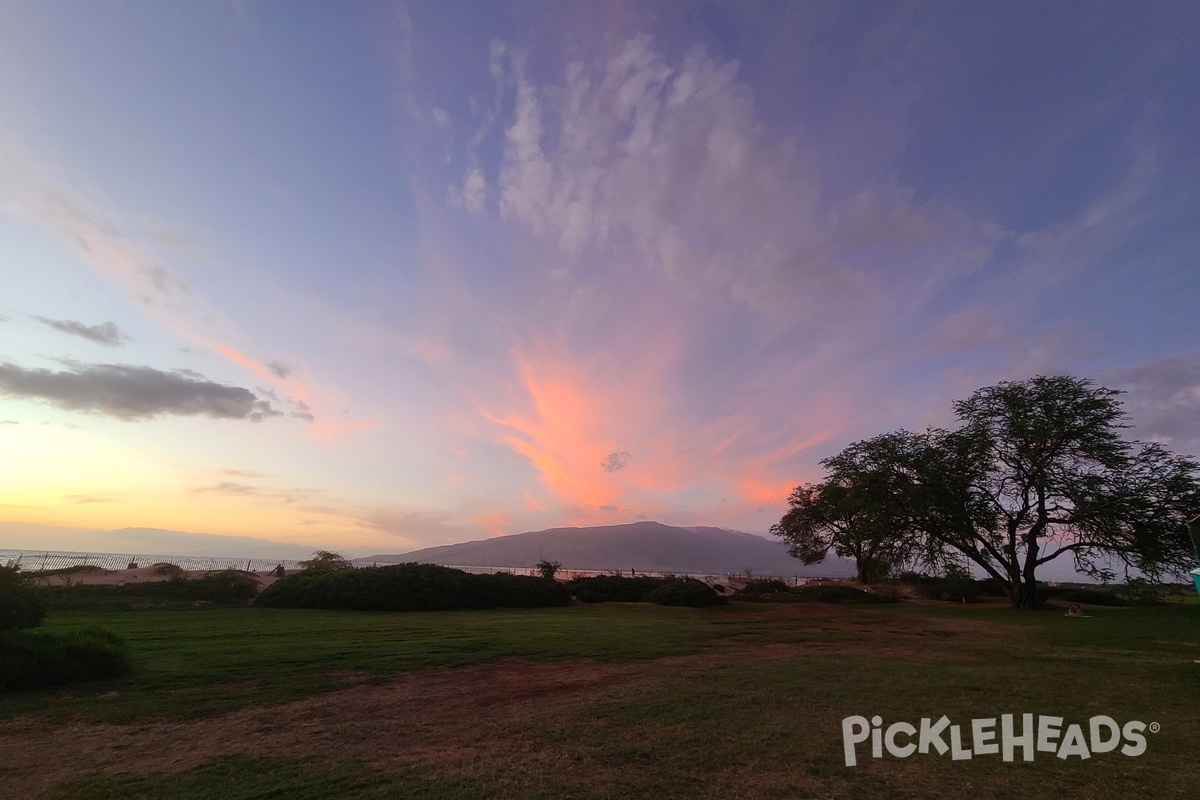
top-left (1, 551), bottom-right (307, 573)
top-left (2, 550), bottom-right (847, 586)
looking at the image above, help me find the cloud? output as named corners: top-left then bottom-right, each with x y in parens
top-left (265, 359), bottom-right (293, 379)
top-left (600, 451), bottom-right (631, 473)
top-left (0, 361), bottom-right (283, 421)
top-left (35, 317), bottom-right (130, 346)
top-left (0, 420), bottom-right (17, 425)
top-left (1099, 353), bottom-right (1200, 455)
top-left (448, 167), bottom-right (487, 214)
top-left (67, 494), bottom-right (111, 504)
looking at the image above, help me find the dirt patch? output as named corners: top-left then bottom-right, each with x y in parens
top-left (0, 658), bottom-right (650, 797)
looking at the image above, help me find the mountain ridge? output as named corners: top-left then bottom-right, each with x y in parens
top-left (360, 520), bottom-right (856, 577)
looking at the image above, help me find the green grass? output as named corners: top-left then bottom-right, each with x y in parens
top-left (1, 604), bottom-right (726, 722)
top-left (4, 599), bottom-right (1199, 799)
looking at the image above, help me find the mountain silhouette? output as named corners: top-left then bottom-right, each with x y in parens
top-left (360, 520), bottom-right (855, 577)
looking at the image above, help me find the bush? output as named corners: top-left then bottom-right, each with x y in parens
top-left (565, 575), bottom-right (670, 603)
top-left (0, 626), bottom-right (131, 693)
top-left (43, 571), bottom-right (261, 612)
top-left (168, 570), bottom-right (261, 603)
top-left (1042, 586), bottom-right (1126, 606)
top-left (300, 550), bottom-right (353, 572)
top-left (741, 579), bottom-right (791, 594)
top-left (254, 563), bottom-right (570, 611)
top-left (646, 579), bottom-right (724, 607)
top-left (474, 572), bottom-right (572, 607)
top-left (791, 585), bottom-right (899, 604)
top-left (0, 566), bottom-right (45, 631)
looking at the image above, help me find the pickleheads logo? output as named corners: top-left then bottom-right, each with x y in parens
top-left (842, 714), bottom-right (1157, 767)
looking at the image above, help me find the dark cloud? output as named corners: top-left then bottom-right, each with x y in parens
top-left (0, 361), bottom-right (283, 421)
top-left (265, 359), bottom-right (293, 379)
top-left (35, 317), bottom-right (130, 346)
top-left (1099, 354), bottom-right (1200, 455)
top-left (291, 400), bottom-right (315, 423)
top-left (600, 451), bottom-right (631, 472)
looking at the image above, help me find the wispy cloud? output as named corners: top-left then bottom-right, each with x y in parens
top-left (67, 494), bottom-right (112, 504)
top-left (0, 361), bottom-right (282, 421)
top-left (35, 317), bottom-right (130, 346)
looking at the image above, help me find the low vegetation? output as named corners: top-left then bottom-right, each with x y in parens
top-left (644, 578), bottom-right (725, 607)
top-left (0, 566), bottom-right (131, 693)
top-left (254, 562), bottom-right (570, 611)
top-left (0, 626), bottom-right (131, 692)
top-left (565, 574), bottom-right (672, 603)
top-left (44, 570), bottom-right (261, 612)
top-left (2, 592), bottom-right (1197, 799)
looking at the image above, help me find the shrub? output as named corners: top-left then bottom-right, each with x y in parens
top-left (0, 626), bottom-right (131, 693)
top-left (535, 559), bottom-right (562, 580)
top-left (0, 566), bottom-right (45, 631)
top-left (646, 579), bottom-right (724, 607)
top-left (791, 585), bottom-right (899, 604)
top-left (565, 575), bottom-right (670, 603)
top-left (168, 570), bottom-right (261, 603)
top-left (43, 571), bottom-right (262, 611)
top-left (300, 550), bottom-right (353, 572)
top-left (254, 563), bottom-right (570, 611)
top-left (1052, 587), bottom-right (1126, 607)
top-left (153, 563), bottom-right (185, 578)
top-left (1116, 578), bottom-right (1170, 607)
top-left (476, 572), bottom-right (571, 607)
top-left (742, 579), bottom-right (791, 594)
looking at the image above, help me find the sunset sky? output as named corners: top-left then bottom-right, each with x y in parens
top-left (1, 2), bottom-right (1198, 556)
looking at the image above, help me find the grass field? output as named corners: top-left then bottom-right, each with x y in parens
top-left (2, 596), bottom-right (1198, 799)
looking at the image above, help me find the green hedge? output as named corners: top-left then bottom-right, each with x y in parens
top-left (254, 563), bottom-right (570, 611)
top-left (0, 627), bottom-right (131, 693)
top-left (741, 579), bottom-right (792, 594)
top-left (790, 585), bottom-right (899, 604)
top-left (645, 579), bottom-right (725, 607)
top-left (45, 570), bottom-right (262, 611)
top-left (565, 575), bottom-right (672, 603)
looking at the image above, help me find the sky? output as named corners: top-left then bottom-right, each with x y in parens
top-left (1, 1), bottom-right (1198, 557)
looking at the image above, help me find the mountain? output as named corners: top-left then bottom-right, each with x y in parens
top-left (360, 521), bottom-right (856, 577)
top-left (0, 522), bottom-right (316, 560)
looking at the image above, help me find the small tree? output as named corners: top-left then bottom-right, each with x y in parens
top-left (535, 559), bottom-right (562, 580)
top-left (300, 550), bottom-right (352, 572)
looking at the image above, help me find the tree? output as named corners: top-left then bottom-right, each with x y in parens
top-left (300, 550), bottom-right (352, 572)
top-left (776, 376), bottom-right (1200, 608)
top-left (770, 432), bottom-right (922, 583)
top-left (534, 559), bottom-right (562, 580)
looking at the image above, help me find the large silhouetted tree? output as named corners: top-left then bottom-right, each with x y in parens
top-left (774, 376), bottom-right (1199, 608)
top-left (770, 432), bottom-right (923, 583)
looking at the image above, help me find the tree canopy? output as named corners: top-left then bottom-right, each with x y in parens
top-left (772, 376), bottom-right (1199, 608)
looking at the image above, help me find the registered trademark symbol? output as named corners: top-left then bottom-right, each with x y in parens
top-left (1149, 722), bottom-right (1161, 734)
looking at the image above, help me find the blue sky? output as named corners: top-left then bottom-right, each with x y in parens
top-left (1, 1), bottom-right (1198, 556)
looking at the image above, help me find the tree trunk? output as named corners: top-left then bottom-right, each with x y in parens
top-left (1009, 579), bottom-right (1034, 609)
